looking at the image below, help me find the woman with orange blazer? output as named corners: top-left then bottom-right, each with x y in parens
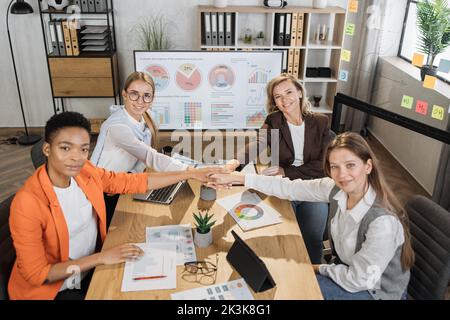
top-left (8, 112), bottom-right (216, 300)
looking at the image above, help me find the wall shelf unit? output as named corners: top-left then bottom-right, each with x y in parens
top-left (38, 0), bottom-right (120, 121)
top-left (197, 5), bottom-right (347, 114)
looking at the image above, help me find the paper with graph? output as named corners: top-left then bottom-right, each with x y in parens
top-left (146, 224), bottom-right (197, 265)
top-left (216, 190), bottom-right (282, 231)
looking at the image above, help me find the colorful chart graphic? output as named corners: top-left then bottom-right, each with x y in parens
top-left (246, 110), bottom-right (266, 127)
top-left (184, 102), bottom-right (202, 126)
top-left (145, 65), bottom-right (170, 91)
top-left (175, 63), bottom-right (202, 91)
top-left (151, 104), bottom-right (170, 126)
top-left (248, 68), bottom-right (268, 84)
top-left (246, 86), bottom-right (266, 106)
top-left (209, 65), bottom-right (235, 90)
top-left (233, 204), bottom-right (264, 221)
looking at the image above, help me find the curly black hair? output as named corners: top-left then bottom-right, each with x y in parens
top-left (45, 111), bottom-right (91, 143)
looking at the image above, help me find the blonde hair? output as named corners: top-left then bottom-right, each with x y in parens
top-left (123, 71), bottom-right (158, 149)
top-left (266, 73), bottom-right (311, 117)
top-left (324, 132), bottom-right (415, 271)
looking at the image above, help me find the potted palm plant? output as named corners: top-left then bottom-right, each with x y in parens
top-left (416, 0), bottom-right (450, 80)
top-left (193, 210), bottom-right (216, 248)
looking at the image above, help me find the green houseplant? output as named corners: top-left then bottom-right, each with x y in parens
top-left (193, 210), bottom-right (216, 247)
top-left (133, 14), bottom-right (173, 50)
top-left (256, 31), bottom-right (265, 46)
top-left (416, 0), bottom-right (450, 80)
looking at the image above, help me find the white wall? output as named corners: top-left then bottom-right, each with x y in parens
top-left (0, 0), bottom-right (348, 127)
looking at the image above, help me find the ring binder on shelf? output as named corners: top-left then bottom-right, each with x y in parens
top-left (226, 230), bottom-right (276, 293)
top-left (204, 12), bottom-right (212, 45)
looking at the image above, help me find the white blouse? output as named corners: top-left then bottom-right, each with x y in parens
top-left (96, 112), bottom-right (187, 173)
top-left (244, 174), bottom-right (405, 292)
top-left (287, 121), bottom-right (305, 166)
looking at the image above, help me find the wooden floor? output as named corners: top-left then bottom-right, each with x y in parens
top-left (0, 131), bottom-right (448, 299)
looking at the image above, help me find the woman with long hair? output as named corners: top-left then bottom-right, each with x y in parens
top-left (212, 132), bottom-right (414, 299)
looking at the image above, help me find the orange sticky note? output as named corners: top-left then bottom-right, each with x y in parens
top-left (423, 75), bottom-right (436, 89)
top-left (349, 0), bottom-right (358, 13)
top-left (412, 53), bottom-right (424, 67)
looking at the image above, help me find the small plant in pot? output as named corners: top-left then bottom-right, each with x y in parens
top-left (256, 31), bottom-right (265, 46)
top-left (416, 0), bottom-right (450, 80)
top-left (193, 210), bottom-right (216, 248)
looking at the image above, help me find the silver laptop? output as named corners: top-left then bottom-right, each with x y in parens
top-left (133, 181), bottom-right (185, 205)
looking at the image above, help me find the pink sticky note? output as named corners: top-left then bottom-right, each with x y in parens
top-left (415, 100), bottom-right (428, 115)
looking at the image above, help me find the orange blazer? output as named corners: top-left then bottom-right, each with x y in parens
top-left (8, 161), bottom-right (148, 300)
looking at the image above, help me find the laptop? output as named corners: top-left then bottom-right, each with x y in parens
top-left (133, 181), bottom-right (185, 205)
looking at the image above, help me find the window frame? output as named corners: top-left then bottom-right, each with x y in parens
top-left (397, 0), bottom-right (450, 85)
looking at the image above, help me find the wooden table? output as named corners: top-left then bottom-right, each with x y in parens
top-left (86, 179), bottom-right (323, 300)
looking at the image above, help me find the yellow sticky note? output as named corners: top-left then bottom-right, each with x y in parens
top-left (423, 75), bottom-right (436, 89)
top-left (431, 105), bottom-right (444, 121)
top-left (401, 95), bottom-right (414, 109)
top-left (349, 0), bottom-right (358, 13)
top-left (341, 50), bottom-right (351, 62)
top-left (412, 53), bottom-right (424, 67)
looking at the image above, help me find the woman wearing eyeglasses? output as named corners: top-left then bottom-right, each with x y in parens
top-left (91, 71), bottom-right (190, 226)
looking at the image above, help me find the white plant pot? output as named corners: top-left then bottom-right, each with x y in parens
top-left (312, 0), bottom-right (327, 8)
top-left (213, 0), bottom-right (228, 8)
top-left (194, 229), bottom-right (213, 248)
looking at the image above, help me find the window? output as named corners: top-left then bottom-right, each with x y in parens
top-left (398, 0), bottom-right (450, 84)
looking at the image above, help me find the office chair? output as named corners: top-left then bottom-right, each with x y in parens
top-left (405, 195), bottom-right (450, 300)
top-left (30, 137), bottom-right (45, 169)
top-left (0, 195), bottom-right (16, 300)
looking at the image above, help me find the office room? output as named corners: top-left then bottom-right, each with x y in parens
top-left (0, 0), bottom-right (449, 306)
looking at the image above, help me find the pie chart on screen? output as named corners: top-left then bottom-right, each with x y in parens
top-left (145, 65), bottom-right (170, 91)
top-left (175, 63), bottom-right (202, 91)
top-left (208, 65), bottom-right (235, 91)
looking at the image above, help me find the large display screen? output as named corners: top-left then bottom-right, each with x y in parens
top-left (134, 51), bottom-right (283, 129)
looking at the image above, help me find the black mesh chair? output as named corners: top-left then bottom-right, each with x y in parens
top-left (406, 195), bottom-right (450, 300)
top-left (0, 195), bottom-right (16, 300)
top-left (30, 138), bottom-right (45, 169)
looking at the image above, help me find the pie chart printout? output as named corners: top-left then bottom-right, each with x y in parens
top-left (233, 204), bottom-right (264, 221)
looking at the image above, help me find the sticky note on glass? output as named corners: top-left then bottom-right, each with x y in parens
top-left (401, 95), bottom-right (413, 109)
top-left (345, 23), bottom-right (355, 36)
top-left (349, 0), bottom-right (358, 13)
top-left (438, 59), bottom-right (450, 73)
top-left (415, 100), bottom-right (428, 115)
top-left (412, 53), bottom-right (424, 67)
top-left (423, 75), bottom-right (437, 89)
top-left (341, 50), bottom-right (351, 62)
top-left (431, 105), bottom-right (444, 120)
top-left (339, 70), bottom-right (349, 82)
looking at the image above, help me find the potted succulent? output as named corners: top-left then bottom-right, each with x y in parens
top-left (416, 0), bottom-right (450, 80)
top-left (193, 210), bottom-right (216, 248)
top-left (256, 31), bottom-right (265, 46)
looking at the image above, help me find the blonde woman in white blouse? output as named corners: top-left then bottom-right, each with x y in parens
top-left (211, 132), bottom-right (415, 300)
top-left (91, 72), bottom-right (190, 225)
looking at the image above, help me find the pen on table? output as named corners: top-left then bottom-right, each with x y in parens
top-left (133, 275), bottom-right (167, 281)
